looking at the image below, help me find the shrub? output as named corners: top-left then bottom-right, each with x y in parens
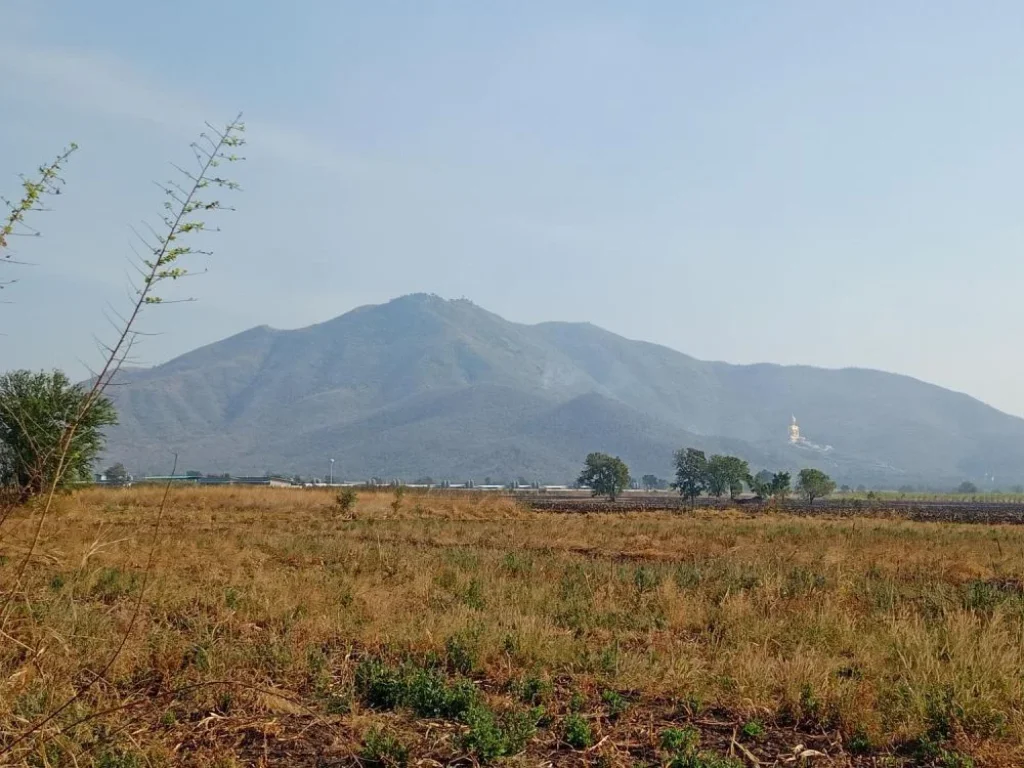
top-left (335, 487), bottom-right (358, 517)
top-left (936, 750), bottom-right (976, 768)
top-left (354, 658), bottom-right (479, 720)
top-left (459, 704), bottom-right (539, 762)
top-left (633, 565), bottom-right (661, 594)
top-left (660, 727), bottom-right (700, 754)
top-left (0, 370), bottom-right (117, 501)
top-left (353, 657), bottom-right (539, 763)
top-left (406, 669), bottom-right (477, 720)
top-left (563, 713), bottom-right (593, 749)
top-left (514, 674), bottom-right (552, 705)
top-left (668, 753), bottom-right (743, 768)
top-left (569, 690), bottom-right (586, 712)
top-left (444, 633), bottom-right (479, 675)
top-left (601, 689), bottom-right (629, 720)
top-left (660, 727), bottom-right (742, 768)
top-left (847, 729), bottom-right (871, 754)
top-left (95, 750), bottom-right (145, 768)
top-left (502, 551), bottom-right (533, 576)
top-left (355, 659), bottom-right (406, 710)
top-left (360, 727), bottom-right (409, 767)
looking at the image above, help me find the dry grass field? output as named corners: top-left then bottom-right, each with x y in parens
top-left (1, 486), bottom-right (1023, 766)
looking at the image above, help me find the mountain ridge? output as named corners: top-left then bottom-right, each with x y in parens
top-left (100, 293), bottom-right (1024, 486)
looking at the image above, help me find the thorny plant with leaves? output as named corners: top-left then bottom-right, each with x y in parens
top-left (0, 115), bottom-right (245, 764)
top-left (0, 144), bottom-right (77, 293)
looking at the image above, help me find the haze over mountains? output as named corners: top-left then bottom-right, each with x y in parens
top-left (103, 294), bottom-right (1024, 486)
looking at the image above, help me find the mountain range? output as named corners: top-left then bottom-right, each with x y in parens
top-left (101, 293), bottom-right (1024, 487)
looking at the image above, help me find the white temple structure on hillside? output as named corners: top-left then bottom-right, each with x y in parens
top-left (788, 415), bottom-right (834, 452)
top-left (789, 415), bottom-right (802, 444)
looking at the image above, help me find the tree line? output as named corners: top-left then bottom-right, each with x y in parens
top-left (578, 449), bottom-right (836, 504)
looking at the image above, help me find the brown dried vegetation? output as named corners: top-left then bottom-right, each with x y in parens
top-left (1, 486), bottom-right (1022, 766)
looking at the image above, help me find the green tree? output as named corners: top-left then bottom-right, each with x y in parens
top-left (103, 463), bottom-right (129, 486)
top-left (578, 452), bottom-right (630, 501)
top-left (726, 458), bottom-right (750, 499)
top-left (706, 455), bottom-right (750, 500)
top-left (769, 471), bottom-right (791, 501)
top-left (957, 481), bottom-right (978, 495)
top-left (748, 469), bottom-right (774, 500)
top-left (796, 468), bottom-right (836, 504)
top-left (0, 370), bottom-right (117, 501)
top-left (705, 455), bottom-right (730, 497)
top-left (641, 474), bottom-right (667, 491)
top-left (673, 448), bottom-right (707, 506)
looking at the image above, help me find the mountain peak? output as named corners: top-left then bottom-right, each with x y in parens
top-left (104, 296), bottom-right (1024, 486)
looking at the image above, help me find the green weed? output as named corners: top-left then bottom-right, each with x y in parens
top-left (360, 727), bottom-right (409, 767)
top-left (563, 713), bottom-right (593, 749)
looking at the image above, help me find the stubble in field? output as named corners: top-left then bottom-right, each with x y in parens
top-left (1, 486), bottom-right (1021, 766)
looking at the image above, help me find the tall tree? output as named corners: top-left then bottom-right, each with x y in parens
top-left (707, 455), bottom-right (751, 500)
top-left (577, 452), bottom-right (631, 501)
top-left (769, 471), bottom-right (791, 501)
top-left (673, 448), bottom-right (707, 506)
top-left (0, 370), bottom-right (117, 501)
top-left (748, 469), bottom-right (774, 500)
top-left (705, 455), bottom-right (730, 498)
top-left (103, 463), bottom-right (129, 486)
top-left (724, 456), bottom-right (750, 499)
top-left (796, 468), bottom-right (836, 504)
top-left (641, 474), bottom-right (666, 491)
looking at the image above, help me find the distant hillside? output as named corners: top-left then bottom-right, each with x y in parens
top-left (100, 294), bottom-right (1024, 486)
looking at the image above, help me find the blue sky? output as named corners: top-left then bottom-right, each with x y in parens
top-left (4, 2), bottom-right (1024, 414)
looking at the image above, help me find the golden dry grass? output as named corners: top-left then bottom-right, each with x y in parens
top-left (1, 486), bottom-right (1022, 766)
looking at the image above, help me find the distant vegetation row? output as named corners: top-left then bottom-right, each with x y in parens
top-left (576, 449), bottom-right (836, 504)
top-left (0, 392), bottom-right (1004, 506)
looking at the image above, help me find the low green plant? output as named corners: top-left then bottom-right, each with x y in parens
top-left (936, 750), bottom-right (975, 768)
top-left (601, 688), bottom-right (629, 720)
top-left (569, 690), bottom-right (586, 712)
top-left (740, 719), bottom-right (764, 740)
top-left (354, 657), bottom-right (486, 722)
top-left (360, 727), bottom-right (409, 767)
top-left (668, 753), bottom-right (743, 768)
top-left (660, 727), bottom-right (700, 754)
top-left (459, 704), bottom-right (539, 762)
top-left (515, 674), bottom-right (552, 705)
top-left (445, 632), bottom-right (479, 674)
top-left (502, 551), bottom-right (533, 576)
top-left (660, 727), bottom-right (742, 768)
top-left (563, 713), bottom-right (593, 749)
top-left (405, 669), bottom-right (477, 720)
top-left (95, 749), bottom-right (145, 768)
top-left (355, 659), bottom-right (406, 710)
top-left (633, 565), bottom-right (661, 594)
top-left (847, 729), bottom-right (871, 754)
top-left (462, 578), bottom-right (486, 610)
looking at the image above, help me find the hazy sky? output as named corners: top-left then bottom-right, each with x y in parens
top-left (4, 2), bottom-right (1024, 415)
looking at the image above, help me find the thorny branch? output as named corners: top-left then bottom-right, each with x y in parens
top-left (0, 144), bottom-right (77, 291)
top-left (0, 115), bottom-right (245, 757)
